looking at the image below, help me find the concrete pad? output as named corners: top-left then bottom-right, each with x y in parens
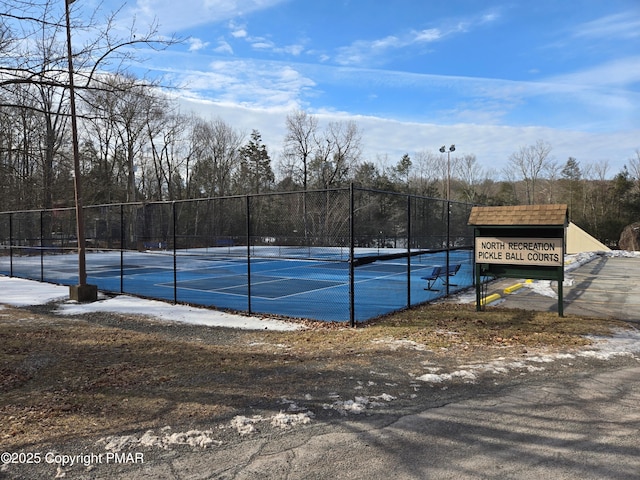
top-left (491, 256), bottom-right (640, 322)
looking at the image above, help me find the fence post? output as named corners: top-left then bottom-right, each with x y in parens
top-left (9, 212), bottom-right (13, 277)
top-left (172, 201), bottom-right (177, 304)
top-left (120, 204), bottom-right (124, 293)
top-left (349, 183), bottom-right (355, 327)
top-left (246, 195), bottom-right (252, 315)
top-left (40, 210), bottom-right (44, 282)
top-left (407, 195), bottom-right (411, 307)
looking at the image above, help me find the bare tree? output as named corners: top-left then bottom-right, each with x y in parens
top-left (541, 159), bottom-right (561, 204)
top-left (411, 150), bottom-right (441, 197)
top-left (143, 109), bottom-right (187, 201)
top-left (187, 118), bottom-right (243, 198)
top-left (309, 120), bottom-right (361, 189)
top-left (506, 140), bottom-right (553, 204)
top-left (281, 110), bottom-right (318, 190)
top-left (81, 74), bottom-right (165, 203)
top-left (0, 0), bottom-right (178, 207)
top-left (455, 154), bottom-right (490, 204)
top-left (581, 160), bottom-right (610, 237)
top-left (0, 87), bottom-right (48, 208)
top-left (629, 150), bottom-right (640, 195)
top-left (81, 82), bottom-right (125, 204)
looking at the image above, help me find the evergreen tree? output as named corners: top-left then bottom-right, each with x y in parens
top-left (561, 157), bottom-right (581, 221)
top-left (237, 130), bottom-right (274, 194)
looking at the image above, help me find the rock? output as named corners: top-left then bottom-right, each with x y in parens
top-left (619, 222), bottom-right (640, 251)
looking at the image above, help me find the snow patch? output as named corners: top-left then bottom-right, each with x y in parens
top-left (96, 411), bottom-right (316, 451)
top-left (416, 370), bottom-right (477, 383)
top-left (271, 411), bottom-right (315, 429)
top-left (0, 276), bottom-right (68, 306)
top-left (56, 295), bottom-right (302, 331)
top-left (230, 412), bottom-right (314, 434)
top-left (323, 393), bottom-right (397, 415)
top-left (96, 427), bottom-right (221, 452)
top-left (417, 329), bottom-right (640, 385)
top-left (0, 275), bottom-right (302, 331)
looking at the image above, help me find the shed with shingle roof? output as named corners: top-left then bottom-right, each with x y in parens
top-left (468, 204), bottom-right (568, 227)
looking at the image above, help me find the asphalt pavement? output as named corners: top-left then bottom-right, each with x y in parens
top-left (489, 254), bottom-right (640, 322)
top-left (32, 362), bottom-right (638, 480)
top-left (158, 365), bottom-right (640, 480)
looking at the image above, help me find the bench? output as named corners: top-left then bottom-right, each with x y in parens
top-left (421, 264), bottom-right (461, 291)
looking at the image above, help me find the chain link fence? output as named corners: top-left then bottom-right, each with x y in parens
top-left (0, 186), bottom-right (476, 323)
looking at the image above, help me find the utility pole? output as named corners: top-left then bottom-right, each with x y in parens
top-left (66, 0), bottom-right (97, 301)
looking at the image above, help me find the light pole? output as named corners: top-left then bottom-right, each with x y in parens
top-left (439, 144), bottom-right (455, 295)
top-left (439, 144), bottom-right (455, 201)
top-left (65, 0), bottom-right (97, 301)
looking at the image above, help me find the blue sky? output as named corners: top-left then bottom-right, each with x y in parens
top-left (75, 0), bottom-right (640, 177)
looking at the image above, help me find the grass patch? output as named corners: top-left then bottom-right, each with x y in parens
top-left (275, 303), bottom-right (627, 353)
top-left (366, 303), bottom-right (625, 348)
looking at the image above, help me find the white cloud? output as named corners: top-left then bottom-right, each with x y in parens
top-left (232, 28), bottom-right (248, 38)
top-left (145, 42), bottom-right (636, 167)
top-left (548, 56), bottom-right (640, 88)
top-left (144, 31), bottom-right (638, 138)
top-left (282, 44), bottom-right (305, 56)
top-left (229, 20), bottom-right (248, 38)
top-left (251, 40), bottom-right (275, 50)
top-left (227, 23), bottom-right (307, 56)
top-left (481, 12), bottom-right (500, 24)
top-left (574, 11), bottom-right (640, 40)
top-left (188, 37), bottom-right (210, 52)
top-left (214, 39), bottom-right (234, 54)
top-left (111, 3), bottom-right (636, 178)
top-left (414, 29), bottom-right (442, 42)
top-left (334, 32), bottom-right (434, 66)
top-left (129, 0), bottom-right (288, 33)
top-left (370, 35), bottom-right (402, 50)
top-left (333, 10), bottom-right (500, 67)
top-left (172, 58), bottom-right (315, 109)
top-left (176, 94), bottom-right (639, 177)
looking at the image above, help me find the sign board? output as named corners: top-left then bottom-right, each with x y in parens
top-left (468, 204), bottom-right (568, 316)
top-left (475, 237), bottom-right (563, 266)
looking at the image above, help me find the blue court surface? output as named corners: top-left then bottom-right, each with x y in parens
top-left (0, 247), bottom-right (474, 322)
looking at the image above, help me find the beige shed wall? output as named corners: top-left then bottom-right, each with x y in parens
top-left (566, 222), bottom-right (610, 254)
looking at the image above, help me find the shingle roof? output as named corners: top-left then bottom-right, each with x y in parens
top-left (468, 204), bottom-right (568, 226)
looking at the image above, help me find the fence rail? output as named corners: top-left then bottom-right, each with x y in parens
top-left (0, 186), bottom-right (476, 324)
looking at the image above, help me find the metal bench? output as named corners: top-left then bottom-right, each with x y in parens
top-left (422, 264), bottom-right (461, 291)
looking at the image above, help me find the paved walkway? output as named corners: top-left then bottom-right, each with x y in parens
top-left (490, 255), bottom-right (640, 322)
